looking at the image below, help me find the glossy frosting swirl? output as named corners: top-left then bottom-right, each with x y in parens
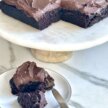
top-left (12, 61), bottom-right (54, 88)
top-left (3, 0), bottom-right (108, 16)
top-left (3, 0), bottom-right (61, 20)
top-left (61, 0), bottom-right (108, 15)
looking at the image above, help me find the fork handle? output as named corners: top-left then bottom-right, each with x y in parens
top-left (60, 103), bottom-right (69, 108)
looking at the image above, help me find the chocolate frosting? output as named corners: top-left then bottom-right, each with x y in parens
top-left (32, 0), bottom-right (49, 9)
top-left (3, 0), bottom-right (107, 17)
top-left (3, 0), bottom-right (61, 20)
top-left (61, 0), bottom-right (108, 15)
top-left (13, 61), bottom-right (54, 89)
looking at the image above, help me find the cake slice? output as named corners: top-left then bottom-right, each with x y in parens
top-left (61, 0), bottom-right (108, 28)
top-left (1, 0), bottom-right (61, 30)
top-left (18, 90), bottom-right (47, 108)
top-left (10, 61), bottom-right (54, 95)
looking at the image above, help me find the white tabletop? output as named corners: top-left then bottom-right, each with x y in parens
top-left (0, 37), bottom-right (108, 108)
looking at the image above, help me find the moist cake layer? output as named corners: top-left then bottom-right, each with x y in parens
top-left (18, 90), bottom-right (47, 108)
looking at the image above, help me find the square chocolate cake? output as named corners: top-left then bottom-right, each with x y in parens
top-left (61, 0), bottom-right (108, 28)
top-left (0, 0), bottom-right (108, 29)
top-left (0, 0), bottom-right (61, 30)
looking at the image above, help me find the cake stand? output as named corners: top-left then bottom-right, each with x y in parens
top-left (0, 11), bottom-right (108, 62)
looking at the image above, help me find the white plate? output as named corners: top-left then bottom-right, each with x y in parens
top-left (0, 68), bottom-right (71, 108)
top-left (0, 11), bottom-right (108, 51)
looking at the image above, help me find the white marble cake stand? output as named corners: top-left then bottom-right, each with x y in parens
top-left (0, 11), bottom-right (108, 62)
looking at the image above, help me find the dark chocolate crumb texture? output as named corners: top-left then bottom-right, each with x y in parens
top-left (18, 90), bottom-right (47, 108)
top-left (0, 0), bottom-right (108, 29)
top-left (10, 61), bottom-right (54, 95)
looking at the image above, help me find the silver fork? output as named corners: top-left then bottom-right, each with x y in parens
top-left (52, 88), bottom-right (69, 108)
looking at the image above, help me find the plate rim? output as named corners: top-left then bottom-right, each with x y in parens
top-left (45, 68), bottom-right (72, 102)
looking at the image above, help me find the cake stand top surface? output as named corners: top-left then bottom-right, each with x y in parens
top-left (0, 11), bottom-right (108, 51)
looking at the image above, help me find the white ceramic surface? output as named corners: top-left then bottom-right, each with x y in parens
top-left (0, 68), bottom-right (71, 108)
top-left (0, 11), bottom-right (108, 51)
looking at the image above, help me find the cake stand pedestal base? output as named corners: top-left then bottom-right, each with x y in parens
top-left (31, 49), bottom-right (72, 63)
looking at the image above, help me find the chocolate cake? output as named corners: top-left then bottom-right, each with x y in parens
top-left (0, 0), bottom-right (61, 30)
top-left (61, 0), bottom-right (108, 28)
top-left (10, 61), bottom-right (54, 94)
top-left (1, 0), bottom-right (108, 29)
top-left (18, 90), bottom-right (47, 108)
